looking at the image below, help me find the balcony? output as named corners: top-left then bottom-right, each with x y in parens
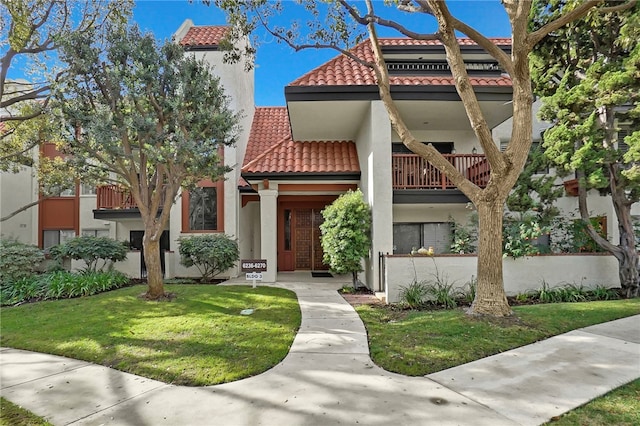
top-left (392, 153), bottom-right (490, 190)
top-left (96, 185), bottom-right (137, 209)
top-left (94, 185), bottom-right (165, 220)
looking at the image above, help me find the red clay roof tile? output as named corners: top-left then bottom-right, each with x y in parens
top-left (290, 38), bottom-right (512, 88)
top-left (242, 107), bottom-right (360, 175)
top-left (179, 26), bottom-right (229, 47)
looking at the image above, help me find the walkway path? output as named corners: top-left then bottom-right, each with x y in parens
top-left (1, 281), bottom-right (639, 426)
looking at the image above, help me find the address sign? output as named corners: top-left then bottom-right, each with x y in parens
top-left (241, 259), bottom-right (267, 272)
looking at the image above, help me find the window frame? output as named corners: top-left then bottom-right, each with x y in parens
top-left (181, 179), bottom-right (224, 233)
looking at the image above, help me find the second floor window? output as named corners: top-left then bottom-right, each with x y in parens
top-left (188, 187), bottom-right (218, 231)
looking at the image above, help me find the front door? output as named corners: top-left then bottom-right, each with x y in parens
top-left (278, 199), bottom-right (335, 271)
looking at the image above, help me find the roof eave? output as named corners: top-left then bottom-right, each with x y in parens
top-left (285, 84), bottom-right (513, 102)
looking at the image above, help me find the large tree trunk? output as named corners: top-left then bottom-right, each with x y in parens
top-left (617, 248), bottom-right (640, 298)
top-left (470, 199), bottom-right (512, 317)
top-left (143, 226), bottom-right (165, 300)
top-left (576, 167), bottom-right (640, 298)
top-left (612, 188), bottom-right (640, 298)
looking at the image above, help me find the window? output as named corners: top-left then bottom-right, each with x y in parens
top-left (181, 180), bottom-right (224, 232)
top-left (189, 187), bottom-right (217, 230)
top-left (43, 229), bottom-right (76, 250)
top-left (82, 229), bottom-right (110, 238)
top-left (618, 128), bottom-right (630, 154)
top-left (393, 222), bottom-right (452, 254)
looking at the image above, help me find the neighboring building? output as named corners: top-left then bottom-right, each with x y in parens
top-left (1, 21), bottom-right (636, 297)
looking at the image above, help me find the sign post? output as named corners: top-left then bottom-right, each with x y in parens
top-left (241, 259), bottom-right (267, 288)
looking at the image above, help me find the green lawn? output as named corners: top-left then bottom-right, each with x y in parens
top-left (547, 379), bottom-right (640, 425)
top-left (356, 299), bottom-right (640, 376)
top-left (0, 398), bottom-right (52, 426)
top-left (0, 284), bottom-right (301, 386)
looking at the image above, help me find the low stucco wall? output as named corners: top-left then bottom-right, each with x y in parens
top-left (384, 254), bottom-right (620, 303)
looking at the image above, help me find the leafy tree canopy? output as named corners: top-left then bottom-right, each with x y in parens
top-left (52, 23), bottom-right (241, 298)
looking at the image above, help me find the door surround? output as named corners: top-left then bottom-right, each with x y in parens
top-left (277, 195), bottom-right (337, 271)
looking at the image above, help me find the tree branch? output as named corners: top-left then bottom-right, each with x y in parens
top-left (1, 198), bottom-right (48, 222)
top-left (528, 0), bottom-right (605, 47)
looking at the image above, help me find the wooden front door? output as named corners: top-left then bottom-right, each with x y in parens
top-left (278, 199), bottom-right (335, 271)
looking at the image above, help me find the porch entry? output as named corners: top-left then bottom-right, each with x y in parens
top-left (130, 230), bottom-right (170, 278)
top-left (278, 197), bottom-right (337, 271)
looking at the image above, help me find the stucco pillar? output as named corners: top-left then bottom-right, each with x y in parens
top-left (258, 188), bottom-right (278, 282)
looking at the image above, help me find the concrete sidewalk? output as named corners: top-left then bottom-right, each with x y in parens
top-left (1, 282), bottom-right (639, 426)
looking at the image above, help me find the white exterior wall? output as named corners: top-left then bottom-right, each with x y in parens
top-left (384, 254), bottom-right (620, 303)
top-left (78, 195), bottom-right (110, 237)
top-left (355, 101), bottom-right (393, 291)
top-left (238, 200), bottom-right (260, 261)
top-left (0, 165), bottom-right (39, 244)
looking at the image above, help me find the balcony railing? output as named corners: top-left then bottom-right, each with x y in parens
top-left (392, 153), bottom-right (490, 190)
top-left (96, 185), bottom-right (137, 209)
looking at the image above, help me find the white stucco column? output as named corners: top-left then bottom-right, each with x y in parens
top-left (258, 188), bottom-right (278, 282)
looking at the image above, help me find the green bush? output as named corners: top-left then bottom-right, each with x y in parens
top-left (0, 239), bottom-right (45, 283)
top-left (320, 190), bottom-right (372, 286)
top-left (51, 236), bottom-right (127, 273)
top-left (178, 234), bottom-right (239, 280)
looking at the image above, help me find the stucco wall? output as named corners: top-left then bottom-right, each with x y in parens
top-left (355, 101), bottom-right (394, 290)
top-left (0, 165), bottom-right (38, 244)
top-left (384, 254), bottom-right (620, 303)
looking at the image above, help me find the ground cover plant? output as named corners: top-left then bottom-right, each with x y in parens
top-left (0, 285), bottom-right (300, 386)
top-left (0, 271), bottom-right (129, 306)
top-left (546, 379), bottom-right (640, 426)
top-left (356, 299), bottom-right (640, 376)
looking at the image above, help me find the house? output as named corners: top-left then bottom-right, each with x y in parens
top-left (1, 20), bottom-right (634, 301)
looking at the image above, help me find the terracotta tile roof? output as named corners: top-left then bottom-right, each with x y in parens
top-left (243, 107), bottom-right (291, 165)
top-left (242, 107), bottom-right (360, 175)
top-left (290, 38), bottom-right (512, 87)
top-left (179, 25), bottom-right (229, 47)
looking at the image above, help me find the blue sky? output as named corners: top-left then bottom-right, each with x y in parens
top-left (133, 1), bottom-right (512, 106)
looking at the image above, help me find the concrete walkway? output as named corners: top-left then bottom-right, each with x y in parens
top-left (1, 281), bottom-right (639, 426)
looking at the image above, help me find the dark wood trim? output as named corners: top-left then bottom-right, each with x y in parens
top-left (393, 189), bottom-right (470, 204)
top-left (181, 178), bottom-right (225, 233)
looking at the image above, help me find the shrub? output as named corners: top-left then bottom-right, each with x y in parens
top-left (178, 234), bottom-right (239, 280)
top-left (0, 239), bottom-right (45, 283)
top-left (320, 190), bottom-right (372, 287)
top-left (51, 236), bottom-right (127, 273)
top-left (399, 280), bottom-right (429, 309)
top-left (502, 215), bottom-right (550, 259)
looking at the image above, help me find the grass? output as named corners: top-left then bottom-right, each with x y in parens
top-left (356, 299), bottom-right (640, 376)
top-left (0, 284), bottom-right (301, 386)
top-left (0, 398), bottom-right (52, 426)
top-left (546, 379), bottom-right (640, 425)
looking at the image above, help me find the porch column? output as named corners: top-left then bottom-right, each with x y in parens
top-left (259, 188), bottom-right (278, 282)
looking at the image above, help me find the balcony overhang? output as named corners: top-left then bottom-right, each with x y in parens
top-left (393, 189), bottom-right (470, 204)
top-left (93, 208), bottom-right (142, 220)
top-left (286, 95), bottom-right (513, 142)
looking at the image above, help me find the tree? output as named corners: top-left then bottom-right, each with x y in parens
top-left (217, 0), bottom-right (633, 316)
top-left (320, 190), bottom-right (372, 287)
top-left (53, 25), bottom-right (240, 299)
top-left (0, 0), bottom-right (132, 219)
top-left (531, 0), bottom-right (640, 297)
